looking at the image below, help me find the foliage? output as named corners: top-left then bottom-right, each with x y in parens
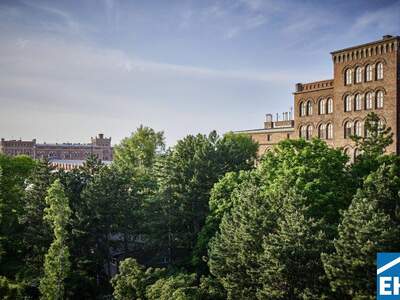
top-left (322, 163), bottom-right (400, 299)
top-left (258, 139), bottom-right (353, 227)
top-left (39, 179), bottom-right (72, 300)
top-left (111, 258), bottom-right (165, 300)
top-left (351, 112), bottom-right (395, 185)
top-left (258, 193), bottom-right (332, 299)
top-left (0, 276), bottom-right (24, 299)
top-left (113, 125), bottom-right (165, 172)
top-left (146, 272), bottom-right (199, 300)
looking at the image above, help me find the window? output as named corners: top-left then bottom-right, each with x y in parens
top-left (376, 62), bottom-right (383, 80)
top-left (354, 121), bottom-right (362, 137)
top-left (365, 92), bottom-right (373, 109)
top-left (319, 99), bottom-right (326, 115)
top-left (344, 121), bottom-right (352, 138)
top-left (267, 134), bottom-right (271, 141)
top-left (354, 148), bottom-right (360, 160)
top-left (345, 69), bottom-right (352, 85)
top-left (327, 123), bottom-right (333, 139)
top-left (355, 94), bottom-right (362, 111)
top-left (327, 98), bottom-right (333, 114)
top-left (355, 67), bottom-right (362, 83)
top-left (306, 100), bottom-right (313, 116)
top-left (344, 95), bottom-right (352, 112)
top-left (318, 124), bottom-right (326, 139)
top-left (307, 125), bottom-right (313, 140)
top-left (300, 126), bottom-right (307, 139)
top-left (300, 102), bottom-right (306, 116)
top-left (378, 120), bottom-right (385, 131)
top-left (376, 90), bottom-right (384, 108)
top-left (365, 64), bottom-right (372, 81)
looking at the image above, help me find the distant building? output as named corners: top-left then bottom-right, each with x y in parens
top-left (238, 35), bottom-right (400, 160)
top-left (0, 133), bottom-right (113, 169)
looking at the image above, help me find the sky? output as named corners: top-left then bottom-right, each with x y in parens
top-left (0, 0), bottom-right (399, 146)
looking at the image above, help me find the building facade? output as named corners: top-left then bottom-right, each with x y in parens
top-left (0, 133), bottom-right (113, 168)
top-left (239, 35), bottom-right (400, 159)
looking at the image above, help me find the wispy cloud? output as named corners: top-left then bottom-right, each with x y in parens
top-left (20, 0), bottom-right (80, 34)
top-left (350, 1), bottom-right (400, 35)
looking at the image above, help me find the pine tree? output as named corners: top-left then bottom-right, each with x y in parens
top-left (39, 180), bottom-right (71, 300)
top-left (258, 194), bottom-right (331, 300)
top-left (322, 164), bottom-right (400, 299)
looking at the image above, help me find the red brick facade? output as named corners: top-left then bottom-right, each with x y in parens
top-left (239, 35), bottom-right (400, 159)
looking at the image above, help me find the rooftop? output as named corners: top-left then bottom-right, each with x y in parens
top-left (330, 35), bottom-right (399, 55)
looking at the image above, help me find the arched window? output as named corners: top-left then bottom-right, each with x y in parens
top-left (365, 92), bottom-right (373, 109)
top-left (344, 121), bottom-right (353, 138)
top-left (354, 148), bottom-right (360, 160)
top-left (307, 125), bottom-right (313, 140)
top-left (365, 64), bottom-right (373, 81)
top-left (300, 102), bottom-right (306, 116)
top-left (327, 123), bottom-right (333, 139)
top-left (378, 119), bottom-right (385, 131)
top-left (354, 94), bottom-right (362, 111)
top-left (343, 147), bottom-right (350, 158)
top-left (327, 98), bottom-right (333, 114)
top-left (318, 123), bottom-right (326, 139)
top-left (300, 125), bottom-right (307, 138)
top-left (354, 121), bottom-right (362, 136)
top-left (306, 100), bottom-right (313, 116)
top-left (345, 69), bottom-right (352, 85)
top-left (319, 99), bottom-right (326, 115)
top-left (344, 95), bottom-right (352, 112)
top-left (355, 67), bottom-right (362, 83)
top-left (376, 90), bottom-right (384, 108)
top-left (376, 62), bottom-right (383, 80)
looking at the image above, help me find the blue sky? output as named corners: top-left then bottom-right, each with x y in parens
top-left (0, 0), bottom-right (399, 145)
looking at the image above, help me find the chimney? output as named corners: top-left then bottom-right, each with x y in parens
top-left (295, 83), bottom-right (303, 92)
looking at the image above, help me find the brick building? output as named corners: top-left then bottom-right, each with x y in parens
top-left (0, 133), bottom-right (113, 169)
top-left (238, 35), bottom-right (400, 159)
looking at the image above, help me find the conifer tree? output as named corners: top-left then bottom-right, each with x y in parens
top-left (39, 180), bottom-right (71, 300)
top-left (258, 195), bottom-right (331, 300)
top-left (322, 164), bottom-right (400, 299)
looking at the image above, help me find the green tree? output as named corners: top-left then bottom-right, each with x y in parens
top-left (258, 193), bottom-right (331, 300)
top-left (208, 181), bottom-right (274, 299)
top-left (153, 131), bottom-right (258, 268)
top-left (0, 155), bottom-right (35, 279)
top-left (111, 258), bottom-right (165, 300)
top-left (351, 112), bottom-right (395, 185)
top-left (39, 179), bottom-right (72, 300)
top-left (19, 160), bottom-right (55, 290)
top-left (259, 139), bottom-right (353, 227)
top-left (322, 163), bottom-right (400, 299)
top-left (146, 272), bottom-right (199, 300)
top-left (114, 125), bottom-right (165, 172)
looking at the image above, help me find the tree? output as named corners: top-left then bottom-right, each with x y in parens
top-left (192, 170), bottom-right (255, 272)
top-left (258, 139), bottom-right (353, 227)
top-left (153, 131), bottom-right (258, 268)
top-left (19, 160), bottom-right (55, 290)
top-left (258, 194), bottom-right (331, 300)
top-left (146, 272), bottom-right (199, 300)
top-left (39, 179), bottom-right (72, 300)
top-left (322, 163), bottom-right (400, 299)
top-left (208, 181), bottom-right (274, 299)
top-left (111, 258), bottom-right (165, 300)
top-left (113, 125), bottom-right (165, 172)
top-left (351, 112), bottom-right (395, 185)
top-left (0, 155), bottom-right (35, 280)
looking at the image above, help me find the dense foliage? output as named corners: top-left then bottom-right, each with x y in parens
top-left (0, 113), bottom-right (398, 299)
